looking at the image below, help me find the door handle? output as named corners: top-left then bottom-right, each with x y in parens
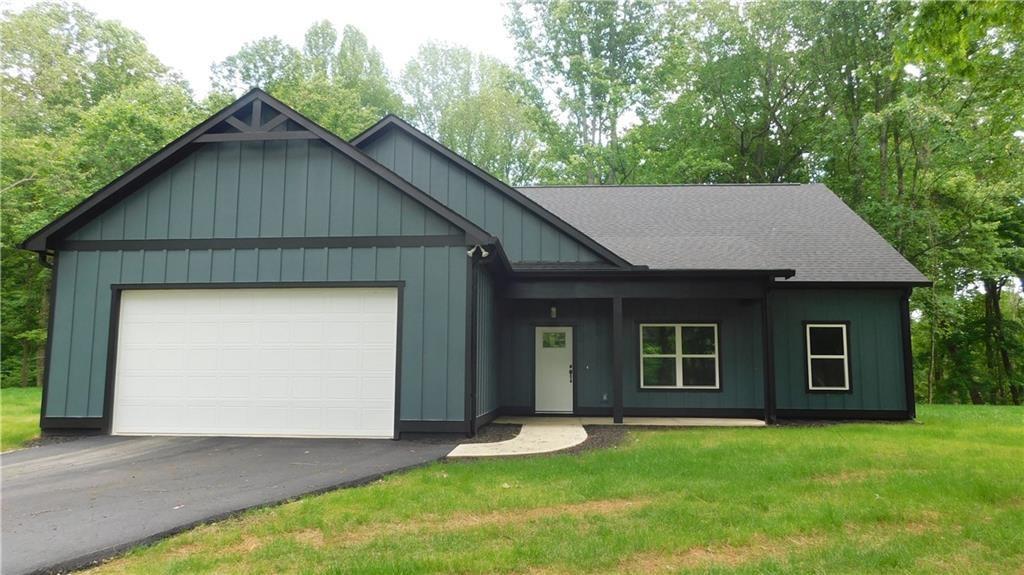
top-left (569, 364), bottom-right (574, 384)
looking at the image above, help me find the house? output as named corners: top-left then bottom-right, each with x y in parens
top-left (20, 89), bottom-right (930, 439)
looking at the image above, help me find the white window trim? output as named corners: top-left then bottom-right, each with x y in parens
top-left (805, 323), bottom-right (850, 391)
top-left (639, 323), bottom-right (720, 390)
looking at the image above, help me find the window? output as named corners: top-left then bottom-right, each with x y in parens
top-left (542, 331), bottom-right (566, 348)
top-left (639, 324), bottom-right (719, 389)
top-left (805, 324), bottom-right (850, 391)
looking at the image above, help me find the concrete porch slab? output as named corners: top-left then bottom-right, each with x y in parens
top-left (447, 421), bottom-right (587, 458)
top-left (495, 416), bottom-right (766, 427)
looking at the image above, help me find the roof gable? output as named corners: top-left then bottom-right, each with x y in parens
top-left (66, 140), bottom-right (460, 242)
top-left (351, 116), bottom-right (631, 267)
top-left (22, 90), bottom-right (489, 252)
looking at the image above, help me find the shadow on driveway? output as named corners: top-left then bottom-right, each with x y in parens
top-left (1, 435), bottom-right (456, 574)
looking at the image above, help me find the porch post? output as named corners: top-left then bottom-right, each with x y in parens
top-left (612, 296), bottom-right (624, 423)
top-left (761, 280), bottom-right (777, 424)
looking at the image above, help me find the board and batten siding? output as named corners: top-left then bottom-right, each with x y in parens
top-left (475, 265), bottom-right (500, 417)
top-left (67, 141), bottom-right (460, 241)
top-left (770, 289), bottom-right (906, 411)
top-left (622, 299), bottom-right (764, 410)
top-left (500, 300), bottom-right (614, 411)
top-left (360, 129), bottom-right (603, 264)
top-left (47, 139), bottom-right (470, 424)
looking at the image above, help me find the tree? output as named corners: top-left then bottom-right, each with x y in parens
top-left (401, 43), bottom-right (551, 184)
top-left (507, 0), bottom-right (665, 184)
top-left (1, 2), bottom-right (189, 387)
top-left (209, 22), bottom-right (402, 138)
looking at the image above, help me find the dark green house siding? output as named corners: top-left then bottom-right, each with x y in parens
top-left (475, 264), bottom-right (500, 418)
top-left (68, 141), bottom-right (460, 241)
top-left (770, 289), bottom-right (907, 412)
top-left (499, 300), bottom-right (614, 412)
top-left (359, 129), bottom-right (603, 264)
top-left (622, 299), bottom-right (764, 411)
top-left (46, 140), bottom-right (469, 424)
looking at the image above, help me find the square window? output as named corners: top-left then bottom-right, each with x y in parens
top-left (642, 357), bottom-right (677, 387)
top-left (641, 325), bottom-right (676, 355)
top-left (639, 323), bottom-right (719, 389)
top-left (542, 332), bottom-right (566, 348)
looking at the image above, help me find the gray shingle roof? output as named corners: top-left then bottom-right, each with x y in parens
top-left (517, 183), bottom-right (929, 284)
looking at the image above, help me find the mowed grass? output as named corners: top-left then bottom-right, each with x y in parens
top-left (1, 386), bottom-right (41, 451)
top-left (91, 405), bottom-right (1023, 574)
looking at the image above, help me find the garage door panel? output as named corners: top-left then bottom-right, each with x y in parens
top-left (112, 287), bottom-right (398, 438)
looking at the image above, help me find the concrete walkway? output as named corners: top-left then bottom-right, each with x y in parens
top-left (448, 420), bottom-right (588, 458)
top-left (448, 415), bottom-right (765, 459)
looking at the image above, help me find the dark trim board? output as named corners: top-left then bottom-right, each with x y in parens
top-left (776, 409), bottom-right (913, 421)
top-left (772, 281), bottom-right (932, 289)
top-left (491, 406), bottom-right (763, 419)
top-left (397, 421), bottom-right (467, 434)
top-left (38, 252), bottom-right (59, 428)
top-left (622, 407), bottom-right (763, 419)
top-left (761, 282), bottom-right (777, 423)
top-left (900, 289), bottom-right (917, 419)
top-left (58, 235), bottom-right (469, 252)
top-left (90, 281), bottom-right (407, 438)
top-left (40, 417), bottom-right (105, 430)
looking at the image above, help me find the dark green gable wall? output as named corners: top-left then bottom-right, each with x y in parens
top-left (359, 130), bottom-right (603, 264)
top-left (69, 141), bottom-right (460, 240)
top-left (771, 289), bottom-right (907, 411)
top-left (47, 141), bottom-right (468, 423)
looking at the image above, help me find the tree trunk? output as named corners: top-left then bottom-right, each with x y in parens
top-left (35, 284), bottom-right (50, 387)
top-left (20, 340), bottom-right (31, 387)
top-left (983, 278), bottom-right (1017, 404)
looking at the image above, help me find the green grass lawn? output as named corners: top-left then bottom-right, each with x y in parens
top-left (1, 386), bottom-right (42, 451)
top-left (88, 405), bottom-right (1023, 574)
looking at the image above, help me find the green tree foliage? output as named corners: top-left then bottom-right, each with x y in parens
top-left (209, 22), bottom-right (402, 139)
top-left (1, 3), bottom-right (199, 387)
top-left (401, 43), bottom-right (550, 184)
top-left (507, 0), bottom-right (665, 184)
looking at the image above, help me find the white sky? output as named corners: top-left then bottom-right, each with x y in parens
top-left (6, 0), bottom-right (518, 97)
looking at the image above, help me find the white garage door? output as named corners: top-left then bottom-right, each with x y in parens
top-left (111, 287), bottom-right (398, 438)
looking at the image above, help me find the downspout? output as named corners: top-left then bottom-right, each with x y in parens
top-left (465, 245), bottom-right (483, 436)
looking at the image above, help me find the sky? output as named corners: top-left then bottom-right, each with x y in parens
top-left (6, 0), bottom-right (519, 97)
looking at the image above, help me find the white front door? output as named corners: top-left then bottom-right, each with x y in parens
top-left (535, 326), bottom-right (573, 413)
top-left (111, 287), bottom-right (398, 438)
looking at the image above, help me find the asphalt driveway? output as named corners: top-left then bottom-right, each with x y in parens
top-left (1, 435), bottom-right (456, 575)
